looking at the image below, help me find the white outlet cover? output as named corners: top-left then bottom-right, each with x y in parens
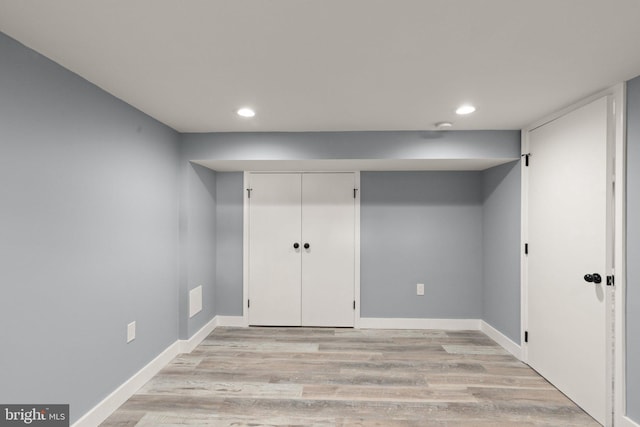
top-left (189, 285), bottom-right (203, 318)
top-left (127, 321), bottom-right (136, 343)
top-left (417, 283), bottom-right (425, 296)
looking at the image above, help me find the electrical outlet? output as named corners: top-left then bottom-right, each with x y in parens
top-left (417, 283), bottom-right (425, 296)
top-left (127, 321), bottom-right (136, 343)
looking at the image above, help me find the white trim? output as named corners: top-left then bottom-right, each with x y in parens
top-left (613, 83), bottom-right (630, 427)
top-left (73, 315), bottom-right (223, 427)
top-left (242, 171), bottom-right (251, 327)
top-left (354, 171), bottom-right (361, 328)
top-left (359, 317), bottom-right (481, 330)
top-left (480, 320), bottom-right (522, 360)
top-left (619, 417), bottom-right (640, 427)
top-left (72, 341), bottom-right (181, 427)
top-left (215, 315), bottom-right (246, 327)
top-left (179, 316), bottom-right (218, 354)
top-left (520, 127), bottom-right (530, 362)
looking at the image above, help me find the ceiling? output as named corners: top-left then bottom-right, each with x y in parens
top-left (1, 0), bottom-right (639, 133)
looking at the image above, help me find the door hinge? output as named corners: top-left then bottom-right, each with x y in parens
top-left (246, 188), bottom-right (253, 198)
top-left (522, 153), bottom-right (530, 167)
top-left (524, 243), bottom-right (529, 255)
top-left (353, 188), bottom-right (358, 199)
top-left (247, 299), bottom-right (250, 308)
top-left (607, 275), bottom-right (615, 287)
top-left (524, 331), bottom-right (528, 343)
top-left (353, 300), bottom-right (356, 310)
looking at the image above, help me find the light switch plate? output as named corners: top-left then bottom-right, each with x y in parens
top-left (417, 283), bottom-right (425, 296)
top-left (127, 321), bottom-right (136, 343)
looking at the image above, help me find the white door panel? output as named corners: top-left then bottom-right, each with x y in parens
top-left (247, 172), bottom-right (356, 327)
top-left (527, 97), bottom-right (609, 424)
top-left (301, 173), bottom-right (355, 327)
top-left (248, 173), bottom-right (302, 326)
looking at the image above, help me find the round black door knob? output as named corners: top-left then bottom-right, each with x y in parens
top-left (592, 273), bottom-right (602, 284)
top-left (293, 243), bottom-right (299, 249)
top-left (304, 243), bottom-right (310, 249)
top-left (584, 274), bottom-right (594, 283)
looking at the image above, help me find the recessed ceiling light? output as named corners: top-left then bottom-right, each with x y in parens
top-left (456, 105), bottom-right (476, 115)
top-left (237, 107), bottom-right (255, 118)
top-left (435, 121), bottom-right (453, 129)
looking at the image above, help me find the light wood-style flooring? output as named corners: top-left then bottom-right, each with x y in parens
top-left (101, 327), bottom-right (599, 426)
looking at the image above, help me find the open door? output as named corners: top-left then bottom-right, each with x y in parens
top-left (525, 96), bottom-right (613, 425)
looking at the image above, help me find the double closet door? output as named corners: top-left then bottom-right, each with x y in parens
top-left (248, 172), bottom-right (356, 327)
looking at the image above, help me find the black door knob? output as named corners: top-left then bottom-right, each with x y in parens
top-left (304, 243), bottom-right (310, 249)
top-left (592, 273), bottom-right (602, 284)
top-left (584, 274), bottom-right (593, 283)
top-left (293, 243), bottom-right (299, 249)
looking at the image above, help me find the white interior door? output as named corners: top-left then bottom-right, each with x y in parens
top-left (301, 173), bottom-right (355, 327)
top-left (248, 173), bottom-right (302, 326)
top-left (527, 97), bottom-right (610, 424)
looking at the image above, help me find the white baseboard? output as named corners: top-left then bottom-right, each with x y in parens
top-left (480, 320), bottom-right (522, 360)
top-left (179, 316), bottom-right (219, 353)
top-left (358, 318), bottom-right (523, 360)
top-left (71, 340), bottom-right (181, 427)
top-left (359, 317), bottom-right (481, 330)
top-left (215, 315), bottom-right (246, 327)
top-left (618, 415), bottom-right (640, 427)
top-left (72, 315), bottom-right (220, 427)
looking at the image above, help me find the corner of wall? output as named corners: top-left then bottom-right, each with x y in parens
top-left (183, 163), bottom-right (218, 339)
top-left (480, 161), bottom-right (522, 345)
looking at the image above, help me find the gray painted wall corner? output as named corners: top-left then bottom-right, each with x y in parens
top-left (185, 163), bottom-right (218, 336)
top-left (215, 172), bottom-right (245, 316)
top-left (481, 161), bottom-right (522, 344)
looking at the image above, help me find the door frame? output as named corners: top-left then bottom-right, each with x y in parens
top-left (520, 84), bottom-right (626, 427)
top-left (242, 171), bottom-right (361, 328)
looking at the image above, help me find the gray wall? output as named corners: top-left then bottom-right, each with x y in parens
top-left (184, 163), bottom-right (217, 337)
top-left (481, 161), bottom-right (521, 343)
top-left (215, 172), bottom-right (244, 315)
top-left (626, 75), bottom-right (640, 422)
top-left (0, 32), bottom-right (180, 423)
top-left (360, 172), bottom-right (484, 318)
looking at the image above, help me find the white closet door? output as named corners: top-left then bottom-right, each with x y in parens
top-left (248, 173), bottom-right (302, 326)
top-left (301, 173), bottom-right (355, 327)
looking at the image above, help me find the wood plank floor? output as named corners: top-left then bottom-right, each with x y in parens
top-left (101, 327), bottom-right (599, 426)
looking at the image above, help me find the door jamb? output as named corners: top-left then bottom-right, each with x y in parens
top-left (242, 171), bottom-right (250, 326)
top-left (612, 86), bottom-right (633, 427)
